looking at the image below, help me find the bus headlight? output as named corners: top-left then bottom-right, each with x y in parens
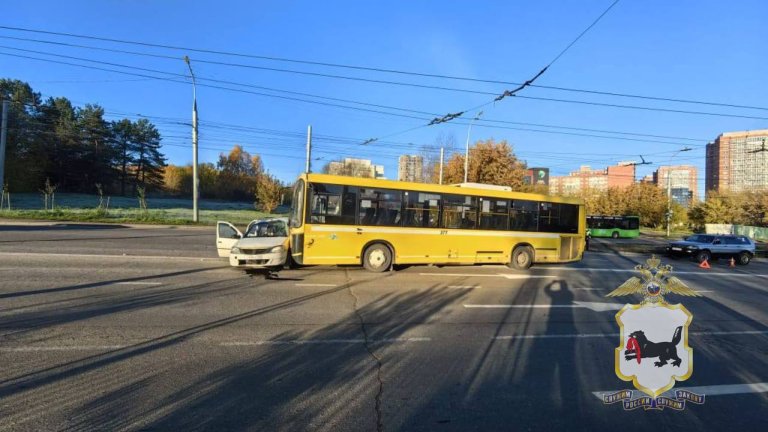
top-left (269, 245), bottom-right (284, 253)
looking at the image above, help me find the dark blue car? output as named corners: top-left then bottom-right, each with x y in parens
top-left (666, 234), bottom-right (756, 265)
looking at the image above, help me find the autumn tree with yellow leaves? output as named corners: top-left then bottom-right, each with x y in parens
top-left (435, 139), bottom-right (528, 188)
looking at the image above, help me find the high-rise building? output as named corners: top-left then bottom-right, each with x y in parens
top-left (398, 155), bottom-right (423, 182)
top-left (653, 165), bottom-right (697, 207)
top-left (549, 162), bottom-right (636, 195)
top-left (327, 158), bottom-right (385, 179)
top-left (706, 129), bottom-right (768, 193)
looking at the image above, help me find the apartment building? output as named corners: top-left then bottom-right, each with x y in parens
top-left (549, 162), bottom-right (636, 195)
top-left (327, 158), bottom-right (385, 179)
top-left (706, 129), bottom-right (768, 192)
top-left (398, 155), bottom-right (423, 182)
top-left (653, 165), bottom-right (697, 207)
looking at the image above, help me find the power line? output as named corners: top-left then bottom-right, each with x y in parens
top-left (5, 43), bottom-right (765, 128)
top-left (3, 22), bottom-right (764, 111)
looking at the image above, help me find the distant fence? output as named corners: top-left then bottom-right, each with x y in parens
top-left (705, 224), bottom-right (768, 241)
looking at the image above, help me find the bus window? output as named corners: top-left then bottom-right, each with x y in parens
top-left (442, 195), bottom-right (477, 229)
top-left (540, 202), bottom-right (579, 233)
top-left (359, 188), bottom-right (403, 226)
top-left (403, 192), bottom-right (440, 228)
top-left (628, 217), bottom-right (639, 230)
top-left (479, 198), bottom-right (509, 230)
top-left (309, 183), bottom-right (342, 224)
top-left (510, 200), bottom-right (538, 232)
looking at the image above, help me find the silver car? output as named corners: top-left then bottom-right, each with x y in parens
top-left (666, 234), bottom-right (756, 265)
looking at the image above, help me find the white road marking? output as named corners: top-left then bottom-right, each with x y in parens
top-left (494, 330), bottom-right (768, 341)
top-left (495, 333), bottom-right (617, 340)
top-left (419, 273), bottom-right (556, 280)
top-left (464, 301), bottom-right (624, 312)
top-left (0, 251), bottom-right (222, 262)
top-left (221, 337), bottom-right (431, 346)
top-left (540, 266), bottom-right (768, 278)
top-left (0, 345), bottom-right (126, 352)
top-left (295, 283), bottom-right (338, 287)
top-left (593, 382), bottom-right (768, 400)
top-left (447, 285), bottom-right (481, 289)
top-left (114, 282), bottom-right (162, 286)
top-left (465, 304), bottom-right (567, 308)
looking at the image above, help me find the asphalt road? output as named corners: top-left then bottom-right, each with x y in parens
top-left (1, 222), bottom-right (767, 431)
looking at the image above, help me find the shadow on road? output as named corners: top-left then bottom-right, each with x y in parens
top-left (0, 278), bottom-right (470, 431)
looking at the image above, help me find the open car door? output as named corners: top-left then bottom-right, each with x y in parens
top-left (216, 221), bottom-right (242, 258)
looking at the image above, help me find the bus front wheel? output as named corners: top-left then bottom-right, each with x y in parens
top-left (611, 231), bottom-right (620, 239)
top-left (509, 246), bottom-right (533, 270)
top-left (363, 243), bottom-right (392, 272)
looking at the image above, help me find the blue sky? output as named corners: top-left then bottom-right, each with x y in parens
top-left (2, 0), bottom-right (767, 193)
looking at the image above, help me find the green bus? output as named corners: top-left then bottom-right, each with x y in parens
top-left (587, 215), bottom-right (640, 239)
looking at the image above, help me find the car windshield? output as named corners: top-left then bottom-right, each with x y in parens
top-left (245, 220), bottom-right (287, 238)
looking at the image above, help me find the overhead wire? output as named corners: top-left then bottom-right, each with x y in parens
top-left (2, 22), bottom-right (765, 111)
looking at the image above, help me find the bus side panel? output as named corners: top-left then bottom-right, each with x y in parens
top-left (302, 225), bottom-right (361, 265)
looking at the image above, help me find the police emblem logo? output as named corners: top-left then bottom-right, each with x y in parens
top-left (602, 256), bottom-right (706, 410)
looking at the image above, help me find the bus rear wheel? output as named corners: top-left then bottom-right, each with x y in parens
top-left (363, 243), bottom-right (392, 272)
top-left (611, 231), bottom-right (620, 239)
top-left (509, 246), bottom-right (533, 270)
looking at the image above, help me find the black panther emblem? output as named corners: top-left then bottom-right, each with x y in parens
top-left (624, 326), bottom-right (683, 367)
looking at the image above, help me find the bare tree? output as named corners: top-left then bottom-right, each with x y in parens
top-left (421, 132), bottom-right (457, 183)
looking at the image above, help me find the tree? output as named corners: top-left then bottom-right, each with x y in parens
top-left (215, 145), bottom-right (263, 200)
top-left (76, 104), bottom-right (114, 191)
top-left (255, 173), bottom-right (282, 213)
top-left (163, 164), bottom-right (192, 196)
top-left (132, 119), bottom-right (166, 193)
top-left (421, 132), bottom-right (456, 184)
top-left (0, 79), bottom-right (168, 195)
top-left (439, 139), bottom-right (527, 188)
top-left (0, 79), bottom-right (45, 192)
top-left (111, 119), bottom-right (136, 196)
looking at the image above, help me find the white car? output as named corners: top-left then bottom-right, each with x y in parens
top-left (216, 218), bottom-right (290, 270)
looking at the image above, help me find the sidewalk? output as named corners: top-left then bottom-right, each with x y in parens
top-left (0, 218), bottom-right (211, 231)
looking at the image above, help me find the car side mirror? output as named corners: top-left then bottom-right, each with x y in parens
top-left (233, 233), bottom-right (242, 239)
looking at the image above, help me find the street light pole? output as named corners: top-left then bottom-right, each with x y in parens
top-left (464, 111), bottom-right (483, 184)
top-left (665, 147), bottom-right (692, 237)
top-left (184, 56), bottom-right (199, 223)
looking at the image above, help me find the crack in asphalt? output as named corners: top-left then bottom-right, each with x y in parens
top-left (345, 269), bottom-right (384, 432)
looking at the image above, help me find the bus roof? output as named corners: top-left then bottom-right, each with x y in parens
top-left (298, 173), bottom-right (583, 205)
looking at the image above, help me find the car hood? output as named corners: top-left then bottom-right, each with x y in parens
top-left (235, 237), bottom-right (287, 248)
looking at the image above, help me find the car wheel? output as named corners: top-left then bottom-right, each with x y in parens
top-left (611, 231), bottom-right (619, 239)
top-left (737, 251), bottom-right (751, 266)
top-left (284, 249), bottom-right (299, 270)
top-left (508, 246), bottom-right (533, 270)
top-left (695, 250), bottom-right (711, 263)
top-left (363, 243), bottom-right (392, 272)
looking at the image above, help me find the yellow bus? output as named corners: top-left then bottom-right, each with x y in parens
top-left (288, 173), bottom-right (585, 272)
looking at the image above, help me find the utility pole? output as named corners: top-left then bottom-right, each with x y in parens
top-left (305, 125), bottom-right (312, 173)
top-left (439, 147), bottom-right (444, 184)
top-left (464, 111), bottom-right (483, 183)
top-left (184, 56), bottom-right (199, 222)
top-left (0, 100), bottom-right (8, 197)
